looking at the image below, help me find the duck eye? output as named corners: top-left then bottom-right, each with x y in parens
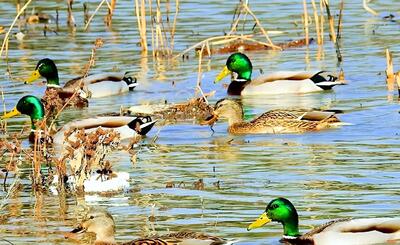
top-left (89, 215), bottom-right (94, 219)
top-left (271, 204), bottom-right (278, 209)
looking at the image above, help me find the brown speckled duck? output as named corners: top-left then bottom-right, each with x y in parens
top-left (68, 209), bottom-right (233, 245)
top-left (202, 99), bottom-right (343, 134)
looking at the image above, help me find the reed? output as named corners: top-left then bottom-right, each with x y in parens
top-left (310, 0), bottom-right (321, 45)
top-left (67, 0), bottom-right (75, 27)
top-left (303, 0), bottom-right (310, 46)
top-left (84, 0), bottom-right (107, 31)
top-left (385, 48), bottom-right (394, 91)
top-left (323, 0), bottom-right (336, 43)
top-left (227, 2), bottom-right (279, 49)
top-left (135, 0), bottom-right (148, 52)
top-left (104, 0), bottom-right (117, 26)
top-left (0, 0), bottom-right (32, 58)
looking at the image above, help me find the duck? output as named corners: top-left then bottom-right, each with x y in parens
top-left (67, 208), bottom-right (233, 245)
top-left (247, 197), bottom-right (400, 245)
top-left (214, 53), bottom-right (345, 95)
top-left (202, 99), bottom-right (342, 134)
top-left (24, 58), bottom-right (137, 100)
top-left (1, 95), bottom-right (156, 144)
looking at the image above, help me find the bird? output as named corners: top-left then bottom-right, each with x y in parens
top-left (24, 58), bottom-right (138, 111)
top-left (202, 99), bottom-right (343, 134)
top-left (1, 95), bottom-right (156, 144)
top-left (214, 53), bottom-right (345, 95)
top-left (67, 208), bottom-right (233, 245)
top-left (247, 197), bottom-right (400, 245)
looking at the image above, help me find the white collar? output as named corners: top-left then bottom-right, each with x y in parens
top-left (47, 84), bottom-right (61, 88)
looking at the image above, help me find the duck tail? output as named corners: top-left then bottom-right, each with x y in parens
top-left (123, 72), bottom-right (138, 91)
top-left (127, 116), bottom-right (157, 136)
top-left (311, 71), bottom-right (346, 90)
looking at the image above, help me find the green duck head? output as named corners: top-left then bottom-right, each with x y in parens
top-left (215, 53), bottom-right (253, 83)
top-left (247, 197), bottom-right (301, 237)
top-left (1, 95), bottom-right (45, 129)
top-left (25, 58), bottom-right (60, 87)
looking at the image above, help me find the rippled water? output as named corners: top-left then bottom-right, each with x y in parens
top-left (1, 0), bottom-right (400, 244)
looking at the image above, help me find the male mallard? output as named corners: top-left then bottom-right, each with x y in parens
top-left (202, 99), bottom-right (342, 134)
top-left (214, 53), bottom-right (345, 95)
top-left (67, 208), bottom-right (232, 245)
top-left (25, 58), bottom-right (138, 98)
top-left (247, 197), bottom-right (400, 245)
top-left (1, 95), bottom-right (155, 144)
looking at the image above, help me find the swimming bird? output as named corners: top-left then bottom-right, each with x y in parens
top-left (1, 95), bottom-right (156, 144)
top-left (247, 197), bottom-right (400, 245)
top-left (68, 208), bottom-right (232, 245)
top-left (214, 53), bottom-right (344, 95)
top-left (202, 99), bottom-right (342, 134)
top-left (25, 58), bottom-right (138, 98)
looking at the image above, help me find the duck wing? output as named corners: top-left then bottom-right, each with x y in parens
top-left (63, 72), bottom-right (127, 89)
top-left (250, 71), bottom-right (323, 86)
top-left (311, 218), bottom-right (400, 245)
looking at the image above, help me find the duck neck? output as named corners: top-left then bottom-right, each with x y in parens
top-left (227, 112), bottom-right (244, 126)
top-left (95, 232), bottom-right (116, 244)
top-left (46, 75), bottom-right (60, 87)
top-left (282, 218), bottom-right (300, 237)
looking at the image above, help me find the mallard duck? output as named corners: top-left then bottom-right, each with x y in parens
top-left (68, 208), bottom-right (232, 245)
top-left (1, 95), bottom-right (156, 144)
top-left (214, 53), bottom-right (345, 95)
top-left (247, 197), bottom-right (400, 245)
top-left (25, 58), bottom-right (138, 98)
top-left (202, 99), bottom-right (342, 134)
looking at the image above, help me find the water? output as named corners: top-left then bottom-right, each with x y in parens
top-left (0, 0), bottom-right (400, 244)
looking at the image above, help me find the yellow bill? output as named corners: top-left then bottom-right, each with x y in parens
top-left (247, 212), bottom-right (271, 231)
top-left (214, 66), bottom-right (231, 83)
top-left (24, 70), bottom-right (41, 84)
top-left (1, 107), bottom-right (21, 119)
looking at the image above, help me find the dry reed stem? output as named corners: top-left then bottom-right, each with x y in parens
top-left (303, 0), bottom-right (310, 46)
top-left (311, 0), bottom-right (321, 45)
top-left (135, 0), bottom-right (148, 51)
top-left (241, 4), bottom-right (280, 50)
top-left (337, 0), bottom-right (344, 40)
top-left (48, 39), bottom-right (103, 131)
top-left (0, 0), bottom-right (33, 58)
top-left (319, 0), bottom-right (325, 45)
top-left (105, 0), bottom-right (117, 26)
top-left (170, 0), bottom-right (179, 52)
top-left (386, 49), bottom-right (394, 91)
top-left (84, 0), bottom-right (107, 31)
top-left (67, 0), bottom-right (76, 27)
top-left (173, 34), bottom-right (276, 59)
top-left (195, 44), bottom-right (209, 105)
top-left (323, 0), bottom-right (336, 43)
top-left (363, 0), bottom-right (378, 16)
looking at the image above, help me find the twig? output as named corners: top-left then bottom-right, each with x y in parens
top-left (84, 0), bottom-right (107, 31)
top-left (303, 0), bottom-right (309, 46)
top-left (363, 0), bottom-right (378, 16)
top-left (241, 4), bottom-right (280, 49)
top-left (0, 0), bottom-right (33, 58)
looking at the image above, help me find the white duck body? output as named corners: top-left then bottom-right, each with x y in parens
top-left (240, 71), bottom-right (344, 95)
top-left (53, 116), bottom-right (156, 145)
top-left (62, 72), bottom-right (138, 98)
top-left (50, 171), bottom-right (130, 194)
top-left (310, 218), bottom-right (400, 245)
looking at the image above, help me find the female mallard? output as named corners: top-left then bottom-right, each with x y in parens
top-left (1, 95), bottom-right (155, 144)
top-left (25, 58), bottom-right (138, 98)
top-left (214, 53), bottom-right (344, 95)
top-left (202, 99), bottom-right (342, 134)
top-left (247, 197), bottom-right (400, 245)
top-left (67, 208), bottom-right (232, 245)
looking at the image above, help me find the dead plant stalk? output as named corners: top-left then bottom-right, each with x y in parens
top-left (0, 0), bottom-right (33, 58)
